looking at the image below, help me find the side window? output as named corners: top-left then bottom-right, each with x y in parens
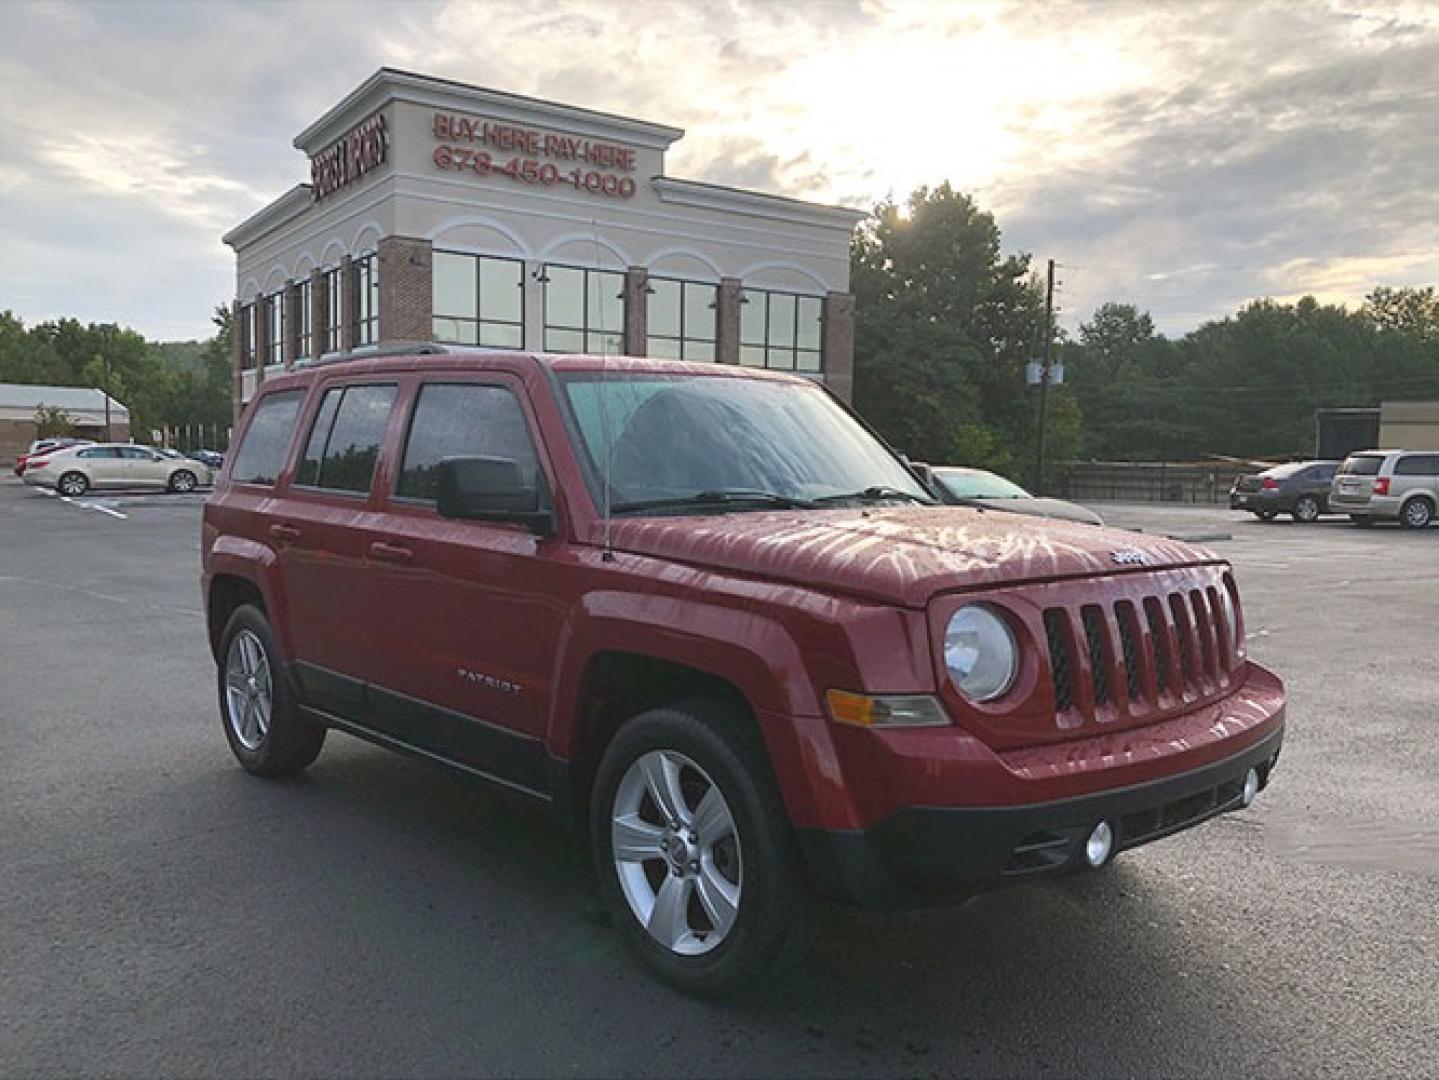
top-left (295, 383), bottom-right (396, 495)
top-left (1314, 465), bottom-right (1336, 482)
top-left (1396, 455), bottom-right (1439, 476)
top-left (397, 383), bottom-right (540, 503)
top-left (79, 447), bottom-right (121, 460)
top-left (230, 390), bottom-right (305, 486)
top-left (118, 447), bottom-right (152, 460)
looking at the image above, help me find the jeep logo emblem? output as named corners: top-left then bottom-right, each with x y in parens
top-left (1111, 549), bottom-right (1147, 566)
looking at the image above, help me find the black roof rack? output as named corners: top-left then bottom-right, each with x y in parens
top-left (292, 342), bottom-right (453, 369)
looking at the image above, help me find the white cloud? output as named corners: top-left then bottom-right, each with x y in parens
top-left (0, 0), bottom-right (1436, 339)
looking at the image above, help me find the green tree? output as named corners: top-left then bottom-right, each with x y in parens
top-left (851, 184), bottom-right (1051, 472)
top-left (34, 404), bottom-right (75, 439)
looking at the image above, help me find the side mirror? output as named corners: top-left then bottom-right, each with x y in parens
top-left (436, 456), bottom-right (555, 536)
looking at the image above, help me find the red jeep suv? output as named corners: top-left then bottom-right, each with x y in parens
top-left (202, 349), bottom-right (1285, 995)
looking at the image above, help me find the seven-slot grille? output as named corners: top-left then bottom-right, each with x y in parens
top-left (1043, 574), bottom-right (1236, 722)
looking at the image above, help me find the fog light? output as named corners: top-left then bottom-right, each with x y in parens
top-left (1241, 767), bottom-right (1260, 808)
top-left (1084, 821), bottom-right (1114, 868)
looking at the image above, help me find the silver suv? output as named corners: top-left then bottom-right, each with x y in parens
top-left (1330, 450), bottom-right (1439, 528)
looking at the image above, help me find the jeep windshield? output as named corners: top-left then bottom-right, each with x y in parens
top-left (557, 372), bottom-right (933, 516)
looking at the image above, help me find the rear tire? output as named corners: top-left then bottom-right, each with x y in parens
top-left (169, 469), bottom-right (197, 493)
top-left (590, 701), bottom-right (809, 997)
top-left (57, 471), bottom-right (88, 497)
top-left (217, 604), bottom-right (325, 776)
top-left (1291, 496), bottom-right (1320, 523)
top-left (1401, 497), bottom-right (1434, 530)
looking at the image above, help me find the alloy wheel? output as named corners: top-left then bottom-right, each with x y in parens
top-left (59, 473), bottom-right (87, 496)
top-left (1295, 497), bottom-right (1319, 522)
top-left (172, 471), bottom-right (196, 492)
top-left (1404, 500), bottom-right (1433, 528)
top-left (225, 629), bottom-right (273, 751)
top-left (611, 749), bottom-right (742, 956)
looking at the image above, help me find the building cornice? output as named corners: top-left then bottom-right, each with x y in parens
top-left (222, 185), bottom-right (314, 249)
top-left (651, 177), bottom-right (865, 231)
top-left (293, 68), bottom-right (686, 156)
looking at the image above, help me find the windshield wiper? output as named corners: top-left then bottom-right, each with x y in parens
top-left (610, 489), bottom-right (818, 515)
top-left (811, 485), bottom-right (936, 506)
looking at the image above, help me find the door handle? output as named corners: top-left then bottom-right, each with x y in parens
top-left (368, 541), bottom-right (413, 565)
top-left (269, 523), bottom-right (301, 543)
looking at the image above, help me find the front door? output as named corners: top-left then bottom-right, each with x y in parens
top-left (118, 446), bottom-right (169, 487)
top-left (364, 377), bottom-right (567, 792)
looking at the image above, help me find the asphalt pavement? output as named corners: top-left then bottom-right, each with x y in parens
top-left (2, 481), bottom-right (1435, 1077)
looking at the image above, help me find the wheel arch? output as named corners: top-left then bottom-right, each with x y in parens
top-left (205, 539), bottom-right (289, 664)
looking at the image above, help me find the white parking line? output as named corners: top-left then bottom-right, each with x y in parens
top-left (35, 486), bottom-right (128, 519)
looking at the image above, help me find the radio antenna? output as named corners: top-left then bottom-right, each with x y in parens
top-left (592, 217), bottom-right (616, 561)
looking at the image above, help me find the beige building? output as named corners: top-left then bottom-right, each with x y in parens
top-left (1378, 401), bottom-right (1439, 451)
top-left (223, 68), bottom-right (864, 418)
top-left (0, 383), bottom-right (130, 464)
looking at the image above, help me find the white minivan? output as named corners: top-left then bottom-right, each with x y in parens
top-left (1330, 450), bottom-right (1439, 528)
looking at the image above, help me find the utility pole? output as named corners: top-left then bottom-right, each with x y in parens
top-left (99, 353), bottom-right (112, 442)
top-left (1034, 258), bottom-right (1056, 494)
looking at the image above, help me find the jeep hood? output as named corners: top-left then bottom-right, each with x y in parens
top-left (601, 506), bottom-right (1218, 607)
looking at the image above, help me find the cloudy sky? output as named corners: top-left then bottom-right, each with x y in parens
top-left (2, 0), bottom-right (1437, 340)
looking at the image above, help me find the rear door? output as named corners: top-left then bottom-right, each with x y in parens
top-left (79, 446), bottom-right (126, 488)
top-left (270, 379), bottom-right (402, 719)
top-left (1392, 454), bottom-right (1439, 501)
top-left (362, 375), bottom-right (566, 790)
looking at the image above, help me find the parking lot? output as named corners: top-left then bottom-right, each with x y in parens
top-left (2, 477), bottom-right (1436, 1077)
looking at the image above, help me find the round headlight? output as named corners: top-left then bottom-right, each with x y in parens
top-left (944, 604), bottom-right (1019, 702)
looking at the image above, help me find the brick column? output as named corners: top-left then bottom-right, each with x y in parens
top-left (282, 282), bottom-right (301, 369)
top-left (822, 291), bottom-right (856, 403)
top-left (339, 255), bottom-right (357, 352)
top-left (715, 277), bottom-right (743, 365)
top-left (309, 268), bottom-right (326, 356)
top-left (623, 267), bottom-right (649, 356)
top-left (378, 236), bottom-right (433, 344)
top-left (231, 299), bottom-right (244, 424)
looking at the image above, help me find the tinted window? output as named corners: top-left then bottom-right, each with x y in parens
top-left (230, 390), bottom-right (304, 485)
top-left (1339, 455), bottom-right (1384, 476)
top-left (296, 384), bottom-right (395, 494)
top-left (397, 383), bottom-right (539, 502)
top-left (119, 447), bottom-right (155, 460)
top-left (1394, 455), bottom-right (1439, 476)
top-left (1312, 465), bottom-right (1337, 482)
top-left (79, 447), bottom-right (122, 460)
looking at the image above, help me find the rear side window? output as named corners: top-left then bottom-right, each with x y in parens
top-left (1394, 455), bottom-right (1439, 476)
top-left (1339, 455), bottom-right (1384, 476)
top-left (1312, 465), bottom-right (1336, 482)
top-left (230, 390), bottom-right (304, 486)
top-left (79, 447), bottom-right (121, 460)
top-left (296, 383), bottom-right (396, 495)
top-left (396, 383), bottom-right (540, 502)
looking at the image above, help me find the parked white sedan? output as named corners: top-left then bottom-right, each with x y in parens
top-left (21, 443), bottom-right (211, 496)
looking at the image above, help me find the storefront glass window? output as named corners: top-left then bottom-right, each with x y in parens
top-left (544, 266), bottom-right (623, 355)
top-left (646, 278), bottom-right (717, 361)
top-left (296, 278), bottom-right (312, 360)
top-left (432, 251), bottom-right (524, 348)
top-left (323, 268), bottom-right (342, 354)
top-left (267, 292), bottom-right (285, 365)
top-left (739, 288), bottom-right (823, 373)
top-left (240, 303), bottom-right (257, 370)
top-left (354, 253), bottom-right (379, 347)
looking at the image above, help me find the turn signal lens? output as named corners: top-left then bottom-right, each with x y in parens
top-left (826, 690), bottom-right (950, 728)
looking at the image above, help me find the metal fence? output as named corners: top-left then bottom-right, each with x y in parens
top-left (1058, 461), bottom-right (1257, 505)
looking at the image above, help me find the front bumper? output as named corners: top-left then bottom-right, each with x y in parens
top-left (797, 724), bottom-right (1283, 910)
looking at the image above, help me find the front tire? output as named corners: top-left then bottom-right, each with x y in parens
top-left (1292, 496), bottom-right (1321, 523)
top-left (57, 471), bottom-right (88, 497)
top-left (591, 702), bottom-right (808, 997)
top-left (169, 469), bottom-right (197, 493)
top-left (1401, 497), bottom-right (1434, 530)
top-left (217, 604), bottom-right (325, 776)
